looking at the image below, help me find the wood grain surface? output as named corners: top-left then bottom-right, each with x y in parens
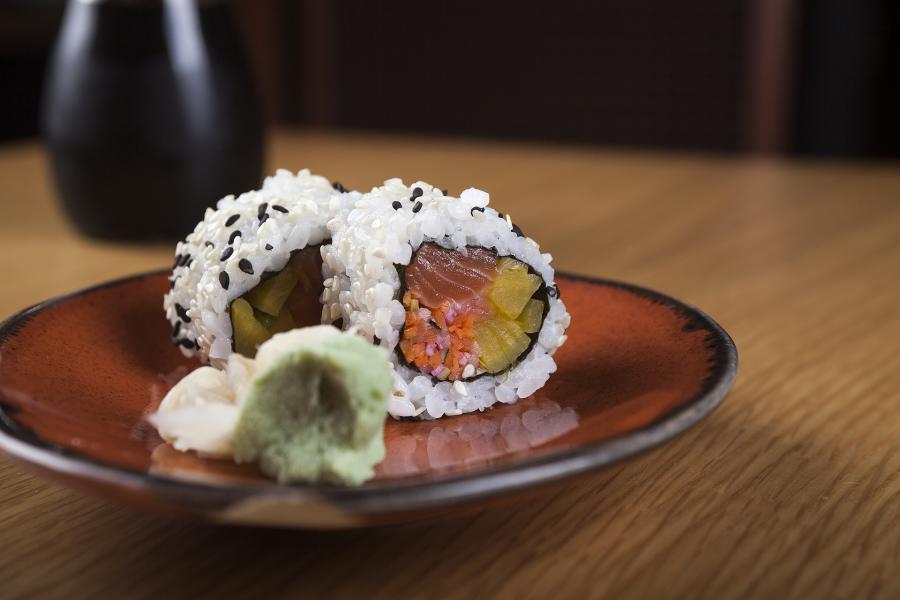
top-left (1, 130), bottom-right (899, 599)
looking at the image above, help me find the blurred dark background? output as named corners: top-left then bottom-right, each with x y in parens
top-left (2, 0), bottom-right (899, 157)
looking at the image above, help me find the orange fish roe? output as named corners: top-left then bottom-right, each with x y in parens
top-left (400, 292), bottom-right (482, 381)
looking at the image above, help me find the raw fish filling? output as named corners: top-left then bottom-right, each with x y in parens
top-left (230, 245), bottom-right (324, 357)
top-left (399, 243), bottom-right (545, 381)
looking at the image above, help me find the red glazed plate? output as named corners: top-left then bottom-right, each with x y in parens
top-left (0, 271), bottom-right (736, 528)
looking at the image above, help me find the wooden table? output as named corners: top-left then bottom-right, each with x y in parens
top-left (2, 130), bottom-right (899, 599)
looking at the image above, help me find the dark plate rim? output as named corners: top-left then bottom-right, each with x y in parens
top-left (0, 270), bottom-right (738, 516)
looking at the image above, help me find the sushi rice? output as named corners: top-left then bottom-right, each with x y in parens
top-left (164, 169), bottom-right (357, 367)
top-left (322, 178), bottom-right (571, 419)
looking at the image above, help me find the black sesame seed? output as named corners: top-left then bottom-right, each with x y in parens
top-left (257, 203), bottom-right (268, 219)
top-left (225, 214), bottom-right (240, 227)
top-left (174, 303), bottom-right (191, 323)
top-left (172, 254), bottom-right (182, 268)
top-left (332, 181), bottom-right (348, 193)
top-left (392, 200), bottom-right (402, 210)
top-left (220, 246), bottom-right (234, 261)
top-left (272, 204), bottom-right (288, 213)
top-left (265, 244), bottom-right (273, 251)
top-left (373, 336), bottom-right (381, 346)
top-left (204, 241), bottom-right (214, 248)
top-left (172, 321), bottom-right (181, 337)
top-left (412, 201), bottom-right (423, 213)
top-left (547, 284), bottom-right (559, 298)
top-left (178, 338), bottom-right (196, 349)
top-left (219, 271), bottom-right (230, 290)
top-left (498, 212), bottom-right (504, 219)
top-left (170, 276), bottom-right (177, 289)
top-left (228, 230), bottom-right (241, 245)
top-left (441, 188), bottom-right (448, 196)
top-left (259, 213), bottom-right (269, 225)
top-left (238, 258), bottom-right (254, 275)
top-left (511, 223), bottom-right (525, 237)
top-left (470, 206), bottom-right (485, 216)
top-left (411, 187), bottom-right (424, 199)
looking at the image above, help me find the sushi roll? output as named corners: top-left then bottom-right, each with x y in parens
top-left (164, 169), bottom-right (356, 366)
top-left (323, 179), bottom-right (571, 419)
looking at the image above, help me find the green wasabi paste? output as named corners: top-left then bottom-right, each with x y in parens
top-left (231, 326), bottom-right (392, 485)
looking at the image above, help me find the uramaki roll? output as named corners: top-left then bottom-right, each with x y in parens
top-left (164, 169), bottom-right (356, 365)
top-left (322, 179), bottom-right (570, 419)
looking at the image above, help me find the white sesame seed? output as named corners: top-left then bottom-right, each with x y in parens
top-left (462, 364), bottom-right (475, 378)
top-left (453, 380), bottom-right (468, 396)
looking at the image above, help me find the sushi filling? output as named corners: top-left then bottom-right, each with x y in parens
top-left (399, 243), bottom-right (547, 381)
top-left (230, 245), bottom-right (324, 358)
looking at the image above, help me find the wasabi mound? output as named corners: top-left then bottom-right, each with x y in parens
top-left (150, 326), bottom-right (392, 485)
top-left (232, 326), bottom-right (392, 485)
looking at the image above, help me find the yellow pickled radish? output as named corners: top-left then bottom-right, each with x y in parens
top-left (517, 299), bottom-right (545, 333)
top-left (497, 256), bottom-right (528, 272)
top-left (231, 298), bottom-right (271, 358)
top-left (254, 307), bottom-right (274, 328)
top-left (476, 317), bottom-right (530, 373)
top-left (496, 317), bottom-right (530, 357)
top-left (475, 320), bottom-right (503, 372)
top-left (267, 305), bottom-right (296, 334)
top-left (489, 269), bottom-right (542, 319)
top-left (243, 267), bottom-right (299, 316)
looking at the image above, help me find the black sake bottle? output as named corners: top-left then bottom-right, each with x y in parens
top-left (42, 0), bottom-right (263, 240)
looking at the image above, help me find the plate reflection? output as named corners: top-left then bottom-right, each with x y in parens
top-left (379, 399), bottom-right (579, 477)
top-left (149, 398), bottom-right (579, 485)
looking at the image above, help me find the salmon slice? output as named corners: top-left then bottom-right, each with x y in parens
top-left (404, 243), bottom-right (498, 308)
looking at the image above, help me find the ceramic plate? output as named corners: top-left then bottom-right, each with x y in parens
top-left (0, 271), bottom-right (736, 528)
